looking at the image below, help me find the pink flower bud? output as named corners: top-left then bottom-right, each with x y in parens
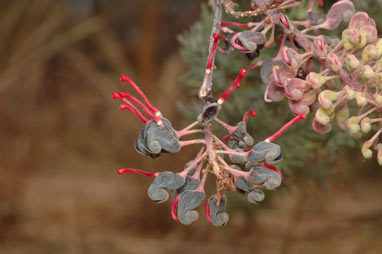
top-left (360, 25), bottom-right (378, 45)
top-left (318, 90), bottom-right (338, 109)
top-left (342, 28), bottom-right (360, 50)
top-left (327, 54), bottom-right (343, 72)
top-left (349, 12), bottom-right (375, 29)
top-left (288, 90), bottom-right (316, 115)
top-left (307, 72), bottom-right (326, 89)
top-left (314, 38), bottom-right (327, 57)
top-left (285, 78), bottom-right (310, 101)
top-left (312, 119), bottom-right (332, 134)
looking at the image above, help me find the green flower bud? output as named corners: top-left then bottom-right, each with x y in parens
top-left (347, 116), bottom-right (361, 135)
top-left (377, 143), bottom-right (382, 166)
top-left (315, 108), bottom-right (331, 125)
top-left (318, 90), bottom-right (338, 109)
top-left (375, 73), bottom-right (382, 86)
top-left (345, 54), bottom-right (360, 70)
top-left (362, 45), bottom-right (378, 63)
top-left (355, 92), bottom-right (368, 107)
top-left (362, 148), bottom-right (373, 159)
top-left (336, 107), bottom-right (350, 123)
top-left (374, 93), bottom-right (382, 105)
top-left (362, 141), bottom-right (373, 159)
top-left (344, 85), bottom-right (356, 100)
top-left (361, 65), bottom-right (375, 79)
top-left (376, 39), bottom-right (382, 58)
top-left (360, 117), bottom-right (371, 133)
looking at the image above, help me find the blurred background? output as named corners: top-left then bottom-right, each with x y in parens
top-left (0, 0), bottom-right (382, 253)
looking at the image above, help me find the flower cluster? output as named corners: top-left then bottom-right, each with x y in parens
top-left (113, 69), bottom-right (305, 226)
top-left (216, 0), bottom-right (382, 165)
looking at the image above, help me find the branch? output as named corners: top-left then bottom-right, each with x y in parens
top-left (198, 0), bottom-right (223, 98)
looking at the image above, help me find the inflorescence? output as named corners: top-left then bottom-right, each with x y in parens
top-left (113, 72), bottom-right (305, 226)
top-left (112, 0), bottom-right (382, 226)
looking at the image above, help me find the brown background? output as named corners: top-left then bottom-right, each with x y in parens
top-left (0, 0), bottom-right (381, 253)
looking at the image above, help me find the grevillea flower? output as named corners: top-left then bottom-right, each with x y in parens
top-left (114, 70), bottom-right (306, 225)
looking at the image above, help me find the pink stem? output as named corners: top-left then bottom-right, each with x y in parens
top-left (178, 148), bottom-right (207, 178)
top-left (265, 113), bottom-right (307, 142)
top-left (177, 129), bottom-right (204, 137)
top-left (179, 139), bottom-right (206, 147)
top-left (117, 168), bottom-right (159, 178)
top-left (218, 157), bottom-right (248, 179)
top-left (196, 170), bottom-right (208, 193)
top-left (176, 121), bottom-right (199, 136)
top-left (191, 161), bottom-right (204, 180)
top-left (214, 118), bottom-right (237, 134)
top-left (213, 135), bottom-right (248, 157)
top-left (120, 75), bottom-right (162, 117)
top-left (217, 69), bottom-right (247, 104)
top-left (216, 150), bottom-right (248, 157)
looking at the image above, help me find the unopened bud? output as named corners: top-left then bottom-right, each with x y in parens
top-left (344, 85), bottom-right (355, 100)
top-left (360, 25), bottom-right (378, 45)
top-left (314, 38), bottom-right (327, 57)
top-left (376, 39), bottom-right (382, 58)
top-left (318, 90), bottom-right (338, 109)
top-left (342, 28), bottom-right (360, 50)
top-left (362, 141), bottom-right (373, 159)
top-left (362, 45), bottom-right (378, 63)
top-left (360, 117), bottom-right (371, 133)
top-left (361, 65), bottom-right (375, 79)
top-left (375, 73), bottom-right (382, 86)
top-left (362, 148), bottom-right (373, 159)
top-left (327, 54), bottom-right (343, 72)
top-left (347, 116), bottom-right (361, 135)
top-left (374, 93), bottom-right (382, 105)
top-left (376, 143), bottom-right (382, 166)
top-left (345, 54), bottom-right (360, 70)
top-left (315, 108), bottom-right (331, 125)
top-left (307, 72), bottom-right (326, 89)
top-left (355, 92), bottom-right (368, 107)
top-left (336, 107), bottom-right (350, 123)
